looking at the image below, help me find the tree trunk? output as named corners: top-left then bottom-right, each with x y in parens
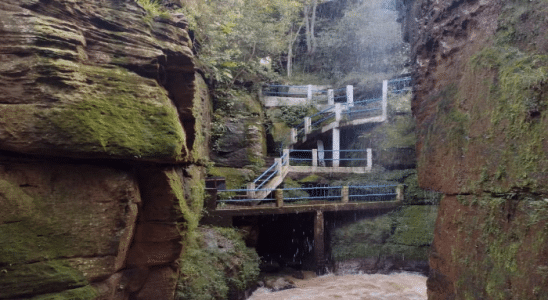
top-left (304, 4), bottom-right (311, 53)
top-left (310, 0), bottom-right (317, 53)
top-left (287, 22), bottom-right (304, 78)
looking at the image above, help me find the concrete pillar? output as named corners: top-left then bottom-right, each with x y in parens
top-left (342, 186), bottom-right (349, 203)
top-left (317, 140), bottom-right (325, 167)
top-left (305, 116), bottom-right (311, 134)
top-left (247, 182), bottom-right (255, 199)
top-left (328, 89), bottom-right (334, 105)
top-left (346, 85), bottom-right (353, 108)
top-left (312, 149), bottom-right (318, 167)
top-left (291, 128), bottom-right (297, 144)
top-left (367, 148), bottom-right (372, 170)
top-left (276, 189), bottom-right (284, 207)
top-left (332, 128), bottom-right (340, 167)
top-left (335, 103), bottom-right (342, 122)
top-left (382, 80), bottom-right (388, 121)
top-left (314, 210), bottom-right (326, 275)
top-left (307, 85), bottom-right (313, 104)
top-left (397, 184), bottom-right (405, 202)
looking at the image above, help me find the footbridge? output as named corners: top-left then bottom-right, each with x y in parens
top-left (204, 77), bottom-right (411, 273)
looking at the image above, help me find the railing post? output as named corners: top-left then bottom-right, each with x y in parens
top-left (396, 184), bottom-right (405, 202)
top-left (283, 148), bottom-right (290, 167)
top-left (307, 85), bottom-right (313, 104)
top-left (346, 85), bottom-right (353, 108)
top-left (247, 182), bottom-right (255, 199)
top-left (305, 116), bottom-right (311, 134)
top-left (328, 89), bottom-right (334, 105)
top-left (335, 103), bottom-right (342, 122)
top-left (342, 186), bottom-right (349, 203)
top-left (291, 128), bottom-right (297, 144)
top-left (382, 80), bottom-right (388, 121)
top-left (367, 148), bottom-right (372, 170)
top-left (312, 149), bottom-right (318, 167)
top-left (276, 189), bottom-right (284, 207)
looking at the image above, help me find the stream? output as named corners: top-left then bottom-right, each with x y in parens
top-left (248, 272), bottom-right (427, 300)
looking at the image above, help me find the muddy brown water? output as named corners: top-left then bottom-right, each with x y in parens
top-left (249, 272), bottom-right (427, 300)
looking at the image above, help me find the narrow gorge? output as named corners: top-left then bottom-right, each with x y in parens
top-left (0, 0), bottom-right (547, 299)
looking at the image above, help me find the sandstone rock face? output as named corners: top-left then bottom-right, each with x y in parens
top-left (0, 161), bottom-right (139, 299)
top-left (403, 0), bottom-right (548, 298)
top-left (0, 0), bottom-right (210, 299)
top-left (0, 0), bottom-right (195, 162)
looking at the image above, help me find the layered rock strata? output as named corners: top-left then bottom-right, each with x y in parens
top-left (0, 0), bottom-right (209, 299)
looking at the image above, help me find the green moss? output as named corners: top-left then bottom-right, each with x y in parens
top-left (207, 167), bottom-right (254, 190)
top-left (331, 205), bottom-right (437, 261)
top-left (0, 179), bottom-right (111, 265)
top-left (38, 60), bottom-right (186, 160)
top-left (282, 177), bottom-right (309, 203)
top-left (176, 227), bottom-right (260, 300)
top-left (375, 115), bottom-right (416, 150)
top-left (166, 170), bottom-right (201, 242)
top-left (191, 74), bottom-right (212, 163)
top-left (388, 206), bottom-right (437, 247)
top-left (29, 286), bottom-right (98, 300)
top-left (298, 174), bottom-right (322, 183)
top-left (0, 260), bottom-right (91, 299)
top-left (451, 195), bottom-right (548, 299)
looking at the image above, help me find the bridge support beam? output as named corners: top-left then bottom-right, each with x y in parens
top-left (314, 210), bottom-right (326, 275)
top-left (332, 127), bottom-right (340, 167)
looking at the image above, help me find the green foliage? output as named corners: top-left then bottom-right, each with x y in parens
top-left (136, 0), bottom-right (171, 21)
top-left (176, 227), bottom-right (260, 300)
top-left (331, 205), bottom-right (438, 261)
top-left (180, 0), bottom-right (301, 86)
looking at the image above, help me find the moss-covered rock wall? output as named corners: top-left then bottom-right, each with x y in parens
top-left (0, 0), bottom-right (242, 299)
top-left (402, 0), bottom-right (548, 297)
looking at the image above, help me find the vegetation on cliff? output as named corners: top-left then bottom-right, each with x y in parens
top-left (177, 227), bottom-right (260, 300)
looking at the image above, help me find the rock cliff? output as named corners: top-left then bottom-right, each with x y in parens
top-left (402, 0), bottom-right (548, 298)
top-left (0, 0), bottom-right (210, 299)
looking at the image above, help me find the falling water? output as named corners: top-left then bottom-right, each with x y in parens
top-left (249, 272), bottom-right (426, 300)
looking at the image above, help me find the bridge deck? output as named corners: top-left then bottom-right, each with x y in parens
top-left (211, 200), bottom-right (401, 217)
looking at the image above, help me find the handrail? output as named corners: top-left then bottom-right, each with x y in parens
top-left (217, 184), bottom-right (400, 203)
top-left (253, 161), bottom-right (278, 184)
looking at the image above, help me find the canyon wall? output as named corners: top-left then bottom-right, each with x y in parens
top-left (0, 0), bottom-right (211, 299)
top-left (403, 0), bottom-right (548, 298)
